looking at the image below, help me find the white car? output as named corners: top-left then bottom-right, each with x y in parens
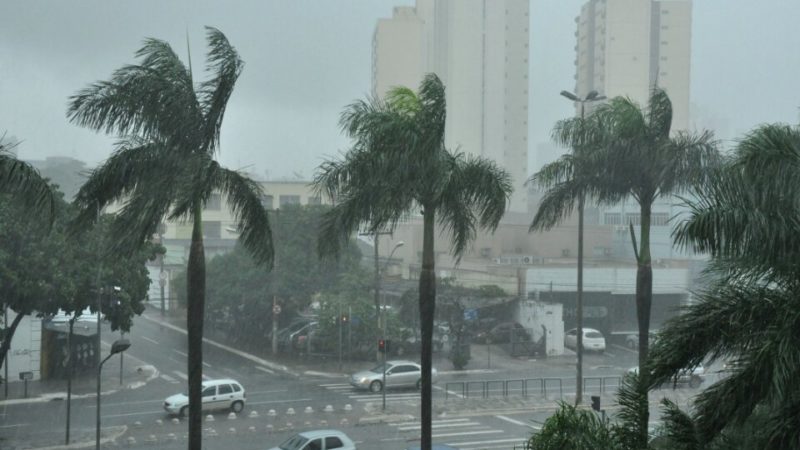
top-left (350, 360), bottom-right (437, 392)
top-left (163, 378), bottom-right (246, 416)
top-left (268, 429), bottom-right (356, 450)
top-left (564, 328), bottom-right (606, 352)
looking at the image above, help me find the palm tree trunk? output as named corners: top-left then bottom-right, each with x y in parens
top-left (187, 204), bottom-right (206, 450)
top-left (419, 208), bottom-right (436, 450)
top-left (635, 200), bottom-right (653, 444)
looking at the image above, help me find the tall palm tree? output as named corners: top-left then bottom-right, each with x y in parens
top-left (647, 124), bottom-right (800, 448)
top-left (315, 73), bottom-right (512, 450)
top-left (67, 28), bottom-right (273, 449)
top-left (0, 137), bottom-right (55, 221)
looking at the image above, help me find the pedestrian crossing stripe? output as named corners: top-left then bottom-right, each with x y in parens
top-left (398, 421), bottom-right (483, 431)
top-left (434, 430), bottom-right (504, 438)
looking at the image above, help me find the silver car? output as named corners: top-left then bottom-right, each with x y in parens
top-left (349, 360), bottom-right (437, 392)
top-left (268, 429), bottom-right (356, 450)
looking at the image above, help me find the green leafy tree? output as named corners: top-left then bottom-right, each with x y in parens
top-left (0, 191), bottom-right (153, 373)
top-left (0, 137), bottom-right (55, 222)
top-left (647, 124), bottom-right (800, 448)
top-left (315, 73), bottom-right (512, 449)
top-left (66, 28), bottom-right (272, 447)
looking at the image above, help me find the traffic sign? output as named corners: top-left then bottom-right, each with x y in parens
top-left (464, 308), bottom-right (478, 321)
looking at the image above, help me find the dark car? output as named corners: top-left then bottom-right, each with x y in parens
top-left (477, 321), bottom-right (530, 344)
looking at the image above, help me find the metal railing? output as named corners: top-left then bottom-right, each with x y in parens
top-left (443, 376), bottom-right (626, 400)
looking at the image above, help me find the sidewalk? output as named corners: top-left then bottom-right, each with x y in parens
top-left (0, 345), bottom-right (157, 406)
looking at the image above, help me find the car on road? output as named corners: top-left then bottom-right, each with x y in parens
top-left (627, 365), bottom-right (706, 388)
top-left (268, 429), bottom-right (356, 450)
top-left (624, 330), bottom-right (658, 350)
top-left (564, 327), bottom-right (606, 353)
top-left (350, 360), bottom-right (437, 392)
top-left (163, 378), bottom-right (246, 417)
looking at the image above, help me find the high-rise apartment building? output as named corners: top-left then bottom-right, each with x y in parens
top-left (373, 0), bottom-right (531, 214)
top-left (575, 0), bottom-right (691, 130)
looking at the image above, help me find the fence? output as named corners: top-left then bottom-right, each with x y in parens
top-left (443, 375), bottom-right (622, 400)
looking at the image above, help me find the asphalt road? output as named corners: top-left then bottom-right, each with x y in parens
top-left (0, 312), bottom-right (701, 449)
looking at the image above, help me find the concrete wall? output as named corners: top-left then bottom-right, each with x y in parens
top-left (4, 312), bottom-right (41, 382)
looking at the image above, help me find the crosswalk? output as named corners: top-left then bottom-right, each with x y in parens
top-left (389, 417), bottom-right (529, 450)
top-left (320, 382), bottom-right (422, 404)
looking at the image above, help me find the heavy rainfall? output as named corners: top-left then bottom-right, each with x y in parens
top-left (1, 1), bottom-right (799, 449)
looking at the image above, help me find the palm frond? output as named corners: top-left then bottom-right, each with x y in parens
top-left (611, 372), bottom-right (649, 450)
top-left (211, 167), bottom-right (273, 267)
top-left (0, 145), bottom-right (56, 224)
top-left (198, 26), bottom-right (243, 153)
top-left (657, 399), bottom-right (701, 450)
top-left (645, 87), bottom-right (673, 138)
top-left (529, 180), bottom-right (581, 231)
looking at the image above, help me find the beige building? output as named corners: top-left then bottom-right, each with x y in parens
top-left (373, 0), bottom-right (531, 214)
top-left (575, 0), bottom-right (691, 131)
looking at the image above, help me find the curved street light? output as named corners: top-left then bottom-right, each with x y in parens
top-left (96, 339), bottom-right (131, 449)
top-left (381, 240), bottom-right (404, 411)
top-left (560, 89), bottom-right (606, 406)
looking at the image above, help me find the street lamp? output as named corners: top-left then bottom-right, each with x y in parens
top-left (96, 339), bottom-right (130, 450)
top-left (381, 240), bottom-right (404, 411)
top-left (560, 89), bottom-right (606, 406)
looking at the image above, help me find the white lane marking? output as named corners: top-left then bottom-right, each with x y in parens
top-left (398, 422), bottom-right (482, 431)
top-left (434, 430), bottom-right (503, 438)
top-left (246, 389), bottom-right (289, 395)
top-left (141, 336), bottom-right (159, 345)
top-left (348, 392), bottom-right (419, 399)
top-left (0, 423), bottom-right (28, 429)
top-left (379, 437), bottom-right (406, 442)
top-left (173, 370), bottom-right (188, 380)
top-left (392, 418), bottom-right (470, 426)
top-left (256, 366), bottom-right (275, 375)
top-left (247, 398), bottom-right (312, 405)
top-left (433, 384), bottom-right (464, 399)
top-left (89, 399), bottom-right (164, 408)
top-left (202, 362), bottom-right (212, 368)
top-left (173, 350), bottom-right (188, 357)
top-left (495, 415), bottom-right (530, 427)
top-left (161, 374), bottom-right (177, 383)
top-left (319, 383), bottom-right (349, 387)
top-left (613, 343), bottom-right (637, 354)
top-left (103, 410), bottom-right (163, 419)
top-left (447, 437), bottom-right (527, 446)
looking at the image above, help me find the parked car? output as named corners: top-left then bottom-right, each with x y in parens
top-left (627, 365), bottom-right (705, 388)
top-left (268, 429), bottom-right (356, 450)
top-left (163, 378), bottom-right (246, 417)
top-left (624, 330), bottom-right (658, 350)
top-left (350, 360), bottom-right (437, 392)
top-left (476, 321), bottom-right (531, 344)
top-left (564, 327), bottom-right (606, 353)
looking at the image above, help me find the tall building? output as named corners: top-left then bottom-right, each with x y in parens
top-left (373, 0), bottom-right (531, 214)
top-left (575, 0), bottom-right (691, 131)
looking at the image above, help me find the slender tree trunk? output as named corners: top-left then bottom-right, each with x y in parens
top-left (635, 200), bottom-right (652, 444)
top-left (187, 205), bottom-right (206, 450)
top-left (374, 234), bottom-right (381, 362)
top-left (0, 312), bottom-right (25, 373)
top-left (419, 208), bottom-right (436, 450)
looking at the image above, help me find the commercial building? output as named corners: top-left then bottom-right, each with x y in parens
top-left (373, 0), bottom-right (531, 214)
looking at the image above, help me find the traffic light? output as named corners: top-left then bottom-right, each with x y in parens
top-left (591, 395), bottom-right (601, 412)
top-left (378, 339), bottom-right (392, 354)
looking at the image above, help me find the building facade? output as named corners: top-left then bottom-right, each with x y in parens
top-left (575, 0), bottom-right (691, 131)
top-left (373, 0), bottom-right (531, 213)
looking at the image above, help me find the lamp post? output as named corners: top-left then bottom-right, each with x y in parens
top-left (381, 240), bottom-right (404, 411)
top-left (96, 339), bottom-right (130, 449)
top-left (559, 89), bottom-right (606, 405)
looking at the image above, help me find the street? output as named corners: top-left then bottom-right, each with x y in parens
top-left (0, 311), bottom-right (703, 449)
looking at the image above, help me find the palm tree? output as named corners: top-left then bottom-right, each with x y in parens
top-left (647, 124), bottom-right (800, 448)
top-left (0, 137), bottom-right (55, 221)
top-left (315, 73), bottom-right (512, 450)
top-left (66, 28), bottom-right (273, 449)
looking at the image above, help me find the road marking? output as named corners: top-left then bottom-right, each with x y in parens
top-left (434, 430), bottom-right (503, 438)
top-left (320, 383), bottom-right (350, 387)
top-left (246, 389), bottom-right (290, 395)
top-left (103, 410), bottom-right (162, 419)
top-left (141, 336), bottom-right (159, 345)
top-left (495, 415), bottom-right (530, 427)
top-left (390, 418), bottom-right (470, 426)
top-left (202, 362), bottom-right (212, 368)
top-left (613, 343), bottom-right (637, 354)
top-left (256, 366), bottom-right (275, 375)
top-left (447, 437), bottom-right (526, 446)
top-left (0, 423), bottom-right (28, 429)
top-left (173, 370), bottom-right (188, 380)
top-left (348, 392), bottom-right (420, 399)
top-left (173, 349), bottom-right (188, 357)
top-left (398, 422), bottom-right (482, 431)
top-left (161, 374), bottom-right (178, 383)
top-left (433, 384), bottom-right (464, 399)
top-left (379, 437), bottom-right (406, 442)
top-left (604, 351), bottom-right (616, 358)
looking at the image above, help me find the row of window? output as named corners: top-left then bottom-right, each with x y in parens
top-left (202, 193), bottom-right (323, 212)
top-left (604, 212), bottom-right (670, 226)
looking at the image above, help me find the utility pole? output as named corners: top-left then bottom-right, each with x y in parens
top-left (271, 208), bottom-right (280, 356)
top-left (158, 224), bottom-right (166, 316)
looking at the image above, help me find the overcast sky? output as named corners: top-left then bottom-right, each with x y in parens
top-left (1, 1), bottom-right (798, 180)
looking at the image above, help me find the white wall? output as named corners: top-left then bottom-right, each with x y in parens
top-left (515, 300), bottom-right (564, 356)
top-left (5, 311), bottom-right (41, 382)
top-left (525, 265), bottom-right (690, 295)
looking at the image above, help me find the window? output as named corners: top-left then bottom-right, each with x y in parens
top-left (232, 383), bottom-right (242, 392)
top-left (218, 384), bottom-right (233, 395)
top-left (202, 387), bottom-right (216, 397)
top-left (604, 213), bottom-right (621, 225)
top-left (206, 193), bottom-right (221, 211)
top-left (325, 437), bottom-right (345, 449)
top-left (304, 438), bottom-right (323, 450)
top-left (652, 213), bottom-right (670, 226)
top-left (203, 221), bottom-right (221, 239)
top-left (307, 196), bottom-right (322, 206)
top-left (261, 194), bottom-right (274, 210)
top-left (279, 195), bottom-right (301, 207)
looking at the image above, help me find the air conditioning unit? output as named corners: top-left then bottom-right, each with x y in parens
top-left (521, 255), bottom-right (541, 265)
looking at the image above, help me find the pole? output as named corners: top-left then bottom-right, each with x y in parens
top-left (65, 317), bottom-right (75, 445)
top-left (576, 101), bottom-right (586, 405)
top-left (159, 228), bottom-right (165, 316)
top-left (348, 306), bottom-right (352, 361)
top-left (119, 331), bottom-right (124, 386)
top-left (374, 234), bottom-right (381, 362)
top-left (382, 345), bottom-right (387, 411)
top-left (271, 209), bottom-right (279, 356)
top-left (338, 303), bottom-right (343, 371)
top-left (96, 354), bottom-right (113, 450)
top-left (3, 307), bottom-right (7, 399)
